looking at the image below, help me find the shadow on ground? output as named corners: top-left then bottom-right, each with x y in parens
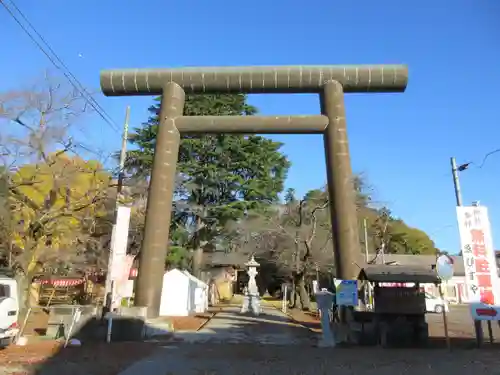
top-left (172, 308), bottom-right (315, 345)
top-left (16, 307), bottom-right (314, 374)
top-left (15, 306), bottom-right (500, 375)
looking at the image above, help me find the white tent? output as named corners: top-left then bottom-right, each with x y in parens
top-left (159, 269), bottom-right (209, 317)
top-left (181, 271), bottom-right (209, 313)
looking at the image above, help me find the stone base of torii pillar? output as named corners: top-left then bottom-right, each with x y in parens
top-left (240, 256), bottom-right (261, 315)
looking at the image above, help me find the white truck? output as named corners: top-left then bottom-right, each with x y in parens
top-left (0, 276), bottom-right (20, 347)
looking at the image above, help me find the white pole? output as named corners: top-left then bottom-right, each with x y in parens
top-left (104, 106), bottom-right (130, 311)
top-left (363, 218), bottom-right (369, 262)
top-left (16, 307), bottom-right (32, 343)
top-left (282, 284), bottom-right (288, 313)
top-left (282, 288), bottom-right (285, 312)
top-left (64, 308), bottom-right (81, 348)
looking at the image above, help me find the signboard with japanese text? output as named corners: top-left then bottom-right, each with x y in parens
top-left (456, 206), bottom-right (500, 305)
top-left (334, 279), bottom-right (358, 306)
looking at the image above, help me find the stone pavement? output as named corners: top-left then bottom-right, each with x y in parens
top-left (173, 305), bottom-right (314, 345)
top-left (119, 305), bottom-right (317, 374)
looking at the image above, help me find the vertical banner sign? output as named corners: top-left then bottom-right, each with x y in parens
top-left (456, 206), bottom-right (500, 305)
top-left (115, 254), bottom-right (135, 300)
top-left (110, 206), bottom-right (131, 280)
top-left (109, 206), bottom-right (131, 309)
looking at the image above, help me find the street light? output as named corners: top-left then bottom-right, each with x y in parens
top-left (450, 157), bottom-right (470, 207)
top-left (458, 163), bottom-right (471, 172)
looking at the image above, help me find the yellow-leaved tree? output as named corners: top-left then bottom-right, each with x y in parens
top-left (0, 71), bottom-right (115, 309)
top-left (9, 152), bottom-right (112, 305)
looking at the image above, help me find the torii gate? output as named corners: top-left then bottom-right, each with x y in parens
top-left (100, 65), bottom-right (408, 317)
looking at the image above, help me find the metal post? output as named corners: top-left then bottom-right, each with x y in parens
top-left (438, 283), bottom-right (451, 350)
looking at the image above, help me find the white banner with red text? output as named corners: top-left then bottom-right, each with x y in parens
top-left (456, 206), bottom-right (500, 305)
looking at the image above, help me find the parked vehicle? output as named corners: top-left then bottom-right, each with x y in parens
top-left (0, 276), bottom-right (20, 347)
top-left (425, 292), bottom-right (449, 314)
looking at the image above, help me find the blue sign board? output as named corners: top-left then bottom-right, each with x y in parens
top-left (334, 279), bottom-right (358, 307)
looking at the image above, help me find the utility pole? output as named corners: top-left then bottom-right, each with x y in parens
top-left (450, 157), bottom-right (463, 206)
top-left (450, 156), bottom-right (485, 346)
top-left (379, 216), bottom-right (389, 265)
top-left (104, 106), bottom-right (130, 313)
top-left (449, 156), bottom-right (465, 349)
top-left (116, 107), bottom-right (130, 201)
top-left (363, 218), bottom-right (369, 263)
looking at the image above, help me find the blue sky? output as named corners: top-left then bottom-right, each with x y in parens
top-left (1, 0), bottom-right (499, 253)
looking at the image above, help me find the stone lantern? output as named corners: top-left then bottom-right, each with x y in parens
top-left (240, 255), bottom-right (261, 315)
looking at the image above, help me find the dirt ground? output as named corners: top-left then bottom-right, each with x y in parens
top-left (0, 307), bottom-right (214, 374)
top-left (0, 341), bottom-right (159, 375)
top-left (7, 337), bottom-right (500, 375)
top-left (159, 311), bottom-right (214, 331)
top-left (22, 308), bottom-right (50, 336)
top-left (286, 309), bottom-right (322, 333)
top-left (6, 305), bottom-right (500, 374)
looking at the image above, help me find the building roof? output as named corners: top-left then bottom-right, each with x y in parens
top-left (359, 264), bottom-right (441, 284)
top-left (204, 251), bottom-right (499, 278)
top-left (362, 254), bottom-right (467, 277)
top-left (203, 252), bottom-right (249, 267)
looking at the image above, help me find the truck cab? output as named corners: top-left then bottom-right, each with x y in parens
top-left (0, 276), bottom-right (20, 347)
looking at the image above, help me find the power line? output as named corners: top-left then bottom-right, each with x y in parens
top-left (456, 148), bottom-right (500, 172)
top-left (9, 2), bottom-right (117, 133)
top-left (476, 148), bottom-right (500, 169)
top-left (5, 0), bottom-right (113, 126)
top-left (0, 0), bottom-right (120, 134)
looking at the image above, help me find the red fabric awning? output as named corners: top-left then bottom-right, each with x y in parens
top-left (34, 279), bottom-right (85, 287)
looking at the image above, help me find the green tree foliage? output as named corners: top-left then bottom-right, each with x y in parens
top-left (366, 208), bottom-right (439, 256)
top-left (126, 94), bottom-right (291, 276)
top-left (165, 245), bottom-right (190, 270)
